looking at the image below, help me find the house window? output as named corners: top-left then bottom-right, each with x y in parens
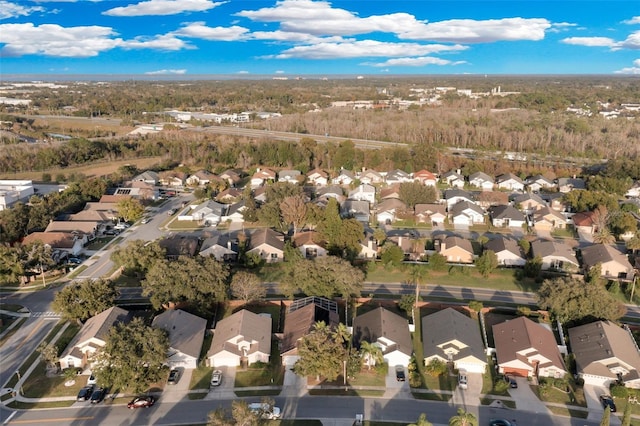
top-left (270, 253), bottom-right (278, 259)
top-left (618, 272), bottom-right (627, 279)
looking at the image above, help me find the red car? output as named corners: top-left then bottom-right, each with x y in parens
top-left (127, 396), bottom-right (155, 409)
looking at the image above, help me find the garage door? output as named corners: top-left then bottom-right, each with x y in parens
top-left (456, 362), bottom-right (485, 374)
top-left (502, 368), bottom-right (529, 377)
top-left (581, 374), bottom-right (610, 387)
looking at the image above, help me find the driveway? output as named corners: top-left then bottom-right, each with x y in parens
top-left (508, 376), bottom-right (549, 414)
top-left (205, 366), bottom-right (237, 399)
top-left (161, 367), bottom-right (193, 402)
top-left (535, 229), bottom-right (552, 240)
top-left (451, 372), bottom-right (482, 410)
top-left (583, 383), bottom-right (622, 424)
top-left (383, 365), bottom-right (410, 399)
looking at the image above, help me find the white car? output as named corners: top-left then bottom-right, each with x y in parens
top-left (458, 371), bottom-right (468, 390)
top-left (210, 370), bottom-right (222, 387)
top-left (248, 403), bottom-right (281, 419)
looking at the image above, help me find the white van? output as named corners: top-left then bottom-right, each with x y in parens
top-left (248, 403), bottom-right (281, 419)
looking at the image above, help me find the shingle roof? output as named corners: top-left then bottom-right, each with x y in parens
top-left (152, 309), bottom-right (206, 359)
top-left (281, 301), bottom-right (339, 355)
top-left (489, 205), bottom-right (525, 221)
top-left (485, 236), bottom-right (522, 257)
top-left (208, 309), bottom-right (272, 359)
top-left (60, 307), bottom-right (132, 359)
top-left (353, 307), bottom-right (412, 357)
top-left (421, 308), bottom-right (486, 364)
top-left (581, 244), bottom-right (632, 271)
top-left (248, 228), bottom-right (284, 251)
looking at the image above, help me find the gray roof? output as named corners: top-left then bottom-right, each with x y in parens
top-left (208, 309), bottom-right (272, 359)
top-left (489, 204), bottom-right (525, 221)
top-left (421, 308), bottom-right (486, 364)
top-left (485, 236), bottom-right (523, 258)
top-left (496, 173), bottom-right (524, 184)
top-left (568, 321), bottom-right (640, 382)
top-left (152, 309), bottom-right (206, 359)
top-left (531, 240), bottom-right (577, 264)
top-left (469, 171), bottom-right (494, 183)
top-left (353, 307), bottom-right (412, 357)
top-left (192, 200), bottom-right (226, 217)
top-left (450, 200), bottom-right (484, 216)
top-left (60, 307), bottom-right (132, 359)
top-left (248, 228), bottom-right (284, 251)
top-left (580, 244), bottom-right (633, 271)
top-left (558, 177), bottom-right (586, 190)
top-left (341, 200), bottom-right (370, 216)
top-left (444, 189), bottom-right (474, 200)
top-left (512, 192), bottom-right (546, 206)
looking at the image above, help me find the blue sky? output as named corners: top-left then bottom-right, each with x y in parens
top-left (1, 0), bottom-right (639, 76)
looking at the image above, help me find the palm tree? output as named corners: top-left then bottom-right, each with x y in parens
top-left (448, 408), bottom-right (478, 426)
top-left (409, 413), bottom-right (433, 426)
top-left (593, 228), bottom-right (615, 244)
top-left (359, 341), bottom-right (383, 370)
top-left (407, 264), bottom-right (428, 324)
top-left (333, 323), bottom-right (351, 347)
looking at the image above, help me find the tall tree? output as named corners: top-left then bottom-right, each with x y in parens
top-left (142, 255), bottom-right (229, 310)
top-left (51, 278), bottom-right (117, 324)
top-left (359, 341), bottom-right (383, 370)
top-left (425, 358), bottom-right (448, 377)
top-left (537, 277), bottom-right (626, 322)
top-left (599, 406), bottom-right (610, 426)
top-left (448, 408), bottom-right (478, 426)
top-left (111, 240), bottom-right (165, 277)
top-left (281, 256), bottom-right (363, 300)
top-left (94, 317), bottom-right (169, 393)
top-left (293, 321), bottom-right (345, 382)
top-left (399, 182), bottom-right (438, 208)
top-left (230, 271), bottom-right (266, 304)
top-left (475, 250), bottom-right (498, 278)
top-left (0, 244), bottom-right (24, 285)
top-left (409, 414), bottom-right (434, 426)
top-left (280, 195), bottom-right (307, 236)
top-left (406, 264), bottom-right (428, 324)
top-left (116, 197), bottom-right (145, 222)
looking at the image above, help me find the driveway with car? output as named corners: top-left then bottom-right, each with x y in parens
top-left (507, 376), bottom-right (550, 414)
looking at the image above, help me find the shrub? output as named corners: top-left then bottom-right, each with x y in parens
top-left (611, 384), bottom-right (629, 398)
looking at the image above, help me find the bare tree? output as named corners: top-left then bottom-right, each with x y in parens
top-left (230, 271), bottom-right (266, 304)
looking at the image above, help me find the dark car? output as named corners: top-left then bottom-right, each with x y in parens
top-left (90, 387), bottom-right (106, 404)
top-left (504, 374), bottom-right (518, 388)
top-left (489, 420), bottom-right (514, 426)
top-left (395, 366), bottom-right (406, 382)
top-left (77, 385), bottom-right (94, 401)
top-left (600, 395), bottom-right (617, 412)
top-left (167, 369), bottom-right (180, 385)
top-left (127, 396), bottom-right (155, 409)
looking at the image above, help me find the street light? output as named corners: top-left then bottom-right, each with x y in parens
top-left (343, 360), bottom-right (347, 387)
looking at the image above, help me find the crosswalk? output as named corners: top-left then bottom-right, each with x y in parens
top-left (31, 312), bottom-right (62, 319)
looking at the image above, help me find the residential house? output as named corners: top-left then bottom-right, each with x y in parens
top-left (476, 191), bottom-right (509, 209)
top-left (44, 220), bottom-right (99, 239)
top-left (558, 177), bottom-right (586, 193)
top-left (186, 170), bottom-right (216, 186)
top-left (441, 170), bottom-right (465, 189)
top-left (449, 201), bottom-right (485, 226)
top-left (379, 184), bottom-right (401, 200)
top-left (341, 200), bottom-right (370, 223)
top-left (208, 309), bottom-right (272, 368)
top-left (353, 307), bottom-right (412, 368)
top-left (222, 200), bottom-right (246, 223)
top-left (59, 307), bottom-right (132, 370)
top-left (444, 189), bottom-right (475, 210)
top-left (281, 297), bottom-right (339, 366)
top-left (0, 179), bottom-right (34, 211)
top-left (181, 200), bottom-right (227, 225)
top-left (132, 170), bottom-right (159, 185)
top-left (496, 173), bottom-right (525, 192)
top-left (199, 234), bottom-right (239, 262)
top-left (332, 169), bottom-right (356, 186)
top-left (159, 171), bottom-right (187, 188)
top-left (81, 202), bottom-right (119, 221)
top-left (114, 184), bottom-right (159, 201)
top-left (278, 170), bottom-right (302, 184)
top-left (484, 236), bottom-right (526, 267)
top-left (386, 229), bottom-right (423, 261)
top-left (99, 194), bottom-right (131, 204)
top-left (67, 209), bottom-right (112, 223)
top-left (413, 169), bottom-right (438, 187)
top-left (489, 205), bottom-right (526, 229)
top-left (306, 168), bottom-right (329, 186)
top-left (253, 187), bottom-right (267, 204)
top-left (571, 211), bottom-right (597, 235)
top-left (530, 240), bottom-right (579, 272)
top-left (422, 308), bottom-right (487, 373)
top-left (469, 172), bottom-right (495, 191)
top-left (513, 193), bottom-right (547, 215)
top-left (215, 188), bottom-right (243, 203)
top-left (384, 169), bottom-right (412, 186)
top-left (434, 236), bottom-right (474, 264)
top-left (580, 244), bottom-right (635, 280)
top-left (219, 169), bottom-right (242, 187)
top-left (250, 168), bottom-right (276, 187)
top-left (360, 169), bottom-right (384, 185)
top-left (568, 321), bottom-right (640, 388)
top-left (316, 185), bottom-right (345, 202)
top-left (358, 235), bottom-right (379, 259)
top-left (22, 232), bottom-right (85, 256)
top-left (493, 317), bottom-right (567, 379)
top-left (247, 228), bottom-right (285, 263)
top-left (375, 198), bottom-right (407, 225)
top-left (414, 203), bottom-right (446, 225)
top-left (293, 231), bottom-right (327, 259)
top-left (152, 309), bottom-right (206, 369)
top-left (348, 184), bottom-right (376, 205)
top-left (159, 234), bottom-right (200, 259)
top-left (526, 175), bottom-right (554, 192)
top-left (533, 206), bottom-right (568, 231)
top-left (542, 192), bottom-right (568, 212)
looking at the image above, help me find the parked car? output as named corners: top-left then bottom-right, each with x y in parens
top-left (210, 370), bottom-right (222, 387)
top-left (395, 365), bottom-right (406, 382)
top-left (140, 217), bottom-right (151, 224)
top-left (90, 387), bottom-right (106, 404)
top-left (167, 368), bottom-right (180, 385)
top-left (104, 229), bottom-right (119, 236)
top-left (458, 371), bottom-right (468, 390)
top-left (503, 374), bottom-right (518, 388)
top-left (127, 396), bottom-right (155, 409)
top-left (77, 385), bottom-right (94, 401)
top-left (600, 395), bottom-right (617, 412)
top-left (87, 373), bottom-right (97, 386)
top-left (167, 208), bottom-right (177, 216)
top-left (67, 257), bottom-right (83, 265)
top-left (114, 222), bottom-right (130, 230)
top-left (489, 420), bottom-right (514, 426)
top-left (248, 403), bottom-right (281, 419)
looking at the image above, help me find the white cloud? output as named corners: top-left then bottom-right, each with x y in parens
top-left (172, 22), bottom-right (249, 41)
top-left (366, 56), bottom-right (465, 67)
top-left (0, 1), bottom-right (44, 20)
top-left (120, 33), bottom-right (192, 50)
top-left (561, 36), bottom-right (616, 47)
top-left (618, 30), bottom-right (640, 49)
top-left (623, 16), bottom-right (640, 25)
top-left (268, 39), bottom-right (467, 59)
top-left (236, 70), bottom-right (249, 74)
top-left (236, 0), bottom-right (553, 43)
top-left (250, 30), bottom-right (343, 43)
top-left (274, 70), bottom-right (285, 74)
top-left (0, 23), bottom-right (121, 57)
top-left (614, 59), bottom-right (640, 74)
top-left (104, 0), bottom-right (226, 17)
top-left (144, 69), bottom-right (187, 75)
top-left (547, 22), bottom-right (577, 33)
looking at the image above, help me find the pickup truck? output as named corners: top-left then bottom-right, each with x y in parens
top-left (168, 208), bottom-right (178, 216)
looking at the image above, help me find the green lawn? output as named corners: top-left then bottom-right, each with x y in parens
top-left (532, 381), bottom-right (586, 407)
top-left (84, 237), bottom-right (114, 250)
top-left (190, 365), bottom-right (214, 390)
top-left (349, 364), bottom-right (386, 387)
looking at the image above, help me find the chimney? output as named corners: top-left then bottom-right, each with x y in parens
top-left (456, 169), bottom-right (461, 175)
